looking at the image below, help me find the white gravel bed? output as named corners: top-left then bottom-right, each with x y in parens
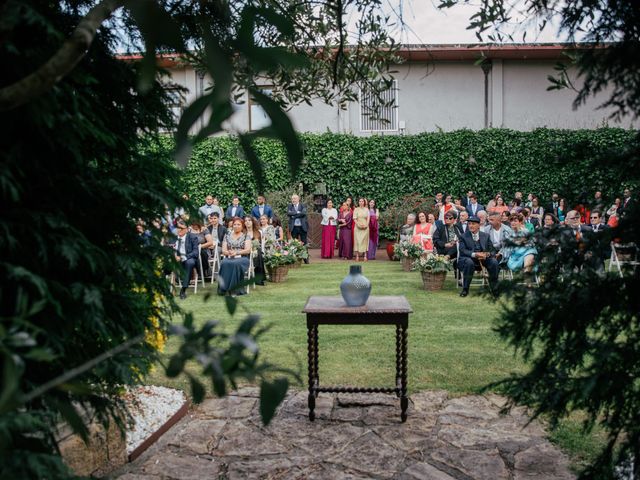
top-left (122, 385), bottom-right (187, 455)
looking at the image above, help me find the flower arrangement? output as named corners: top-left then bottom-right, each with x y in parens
top-left (284, 238), bottom-right (309, 261)
top-left (411, 253), bottom-right (453, 273)
top-left (263, 244), bottom-right (297, 269)
top-left (393, 240), bottom-right (425, 260)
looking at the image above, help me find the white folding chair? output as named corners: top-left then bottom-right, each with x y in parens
top-left (243, 250), bottom-right (256, 294)
top-left (209, 245), bottom-right (221, 284)
top-left (196, 245), bottom-right (206, 287)
top-left (170, 264), bottom-right (199, 294)
top-left (608, 242), bottom-right (639, 278)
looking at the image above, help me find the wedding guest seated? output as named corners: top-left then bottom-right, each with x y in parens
top-left (218, 217), bottom-right (252, 296)
top-left (477, 210), bottom-right (488, 230)
top-left (521, 208), bottom-right (535, 233)
top-left (506, 213), bottom-right (537, 278)
top-left (207, 213), bottom-right (227, 248)
top-left (433, 211), bottom-right (458, 258)
top-left (587, 210), bottom-right (610, 270)
top-left (529, 196), bottom-right (544, 228)
top-left (174, 220), bottom-right (199, 300)
top-left (272, 216), bottom-right (285, 242)
top-left (259, 214), bottom-right (277, 250)
top-left (542, 212), bottom-right (559, 229)
top-left (501, 210), bottom-right (510, 226)
top-left (438, 194), bottom-right (455, 221)
top-left (465, 194), bottom-right (484, 216)
top-left (484, 211), bottom-right (513, 264)
top-left (412, 211), bottom-right (435, 251)
top-left (457, 216), bottom-right (499, 297)
top-left (190, 221), bottom-right (214, 276)
top-left (455, 210), bottom-right (469, 237)
top-left (488, 195), bottom-right (509, 215)
top-left (399, 213), bottom-right (416, 242)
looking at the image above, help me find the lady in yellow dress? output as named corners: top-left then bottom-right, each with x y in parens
top-left (353, 198), bottom-right (370, 261)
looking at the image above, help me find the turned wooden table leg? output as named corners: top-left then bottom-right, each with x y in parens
top-left (400, 323), bottom-right (408, 422)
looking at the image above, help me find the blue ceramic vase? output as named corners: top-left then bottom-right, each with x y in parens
top-left (340, 265), bottom-right (372, 307)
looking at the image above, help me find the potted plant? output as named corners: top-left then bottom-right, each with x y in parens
top-left (393, 241), bottom-right (425, 272)
top-left (284, 238), bottom-right (308, 267)
top-left (263, 245), bottom-right (296, 282)
top-left (411, 253), bottom-right (453, 290)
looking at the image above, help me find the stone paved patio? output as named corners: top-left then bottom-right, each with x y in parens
top-left (112, 387), bottom-right (574, 479)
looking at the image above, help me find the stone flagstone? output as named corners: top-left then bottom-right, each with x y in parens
top-left (111, 389), bottom-right (575, 480)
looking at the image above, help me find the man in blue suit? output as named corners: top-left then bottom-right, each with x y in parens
top-left (465, 194), bottom-right (485, 217)
top-left (225, 196), bottom-right (245, 221)
top-left (251, 195), bottom-right (273, 221)
top-left (174, 220), bottom-right (200, 299)
top-left (458, 216), bottom-right (499, 297)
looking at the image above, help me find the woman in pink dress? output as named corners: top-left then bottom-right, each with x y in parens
top-left (367, 199), bottom-right (379, 260)
top-left (320, 199), bottom-right (338, 258)
top-left (412, 211), bottom-right (435, 252)
top-left (337, 202), bottom-right (353, 259)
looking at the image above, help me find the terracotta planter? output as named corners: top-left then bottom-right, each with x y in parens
top-left (386, 242), bottom-right (396, 260)
top-left (401, 257), bottom-right (414, 272)
top-left (268, 265), bottom-right (289, 283)
top-left (421, 271), bottom-right (447, 291)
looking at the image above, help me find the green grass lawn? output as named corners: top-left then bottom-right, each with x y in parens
top-left (148, 258), bottom-right (606, 473)
top-left (149, 259), bottom-right (527, 393)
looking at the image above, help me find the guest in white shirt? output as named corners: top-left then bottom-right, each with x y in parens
top-left (484, 212), bottom-right (513, 263)
top-left (320, 199), bottom-right (338, 259)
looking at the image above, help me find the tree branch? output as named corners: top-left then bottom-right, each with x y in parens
top-left (0, 0), bottom-right (124, 111)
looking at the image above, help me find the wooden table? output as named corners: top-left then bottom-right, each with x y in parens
top-left (302, 296), bottom-right (413, 422)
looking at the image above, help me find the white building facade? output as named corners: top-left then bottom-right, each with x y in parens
top-left (147, 44), bottom-right (636, 135)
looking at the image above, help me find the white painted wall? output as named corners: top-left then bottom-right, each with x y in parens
top-left (164, 58), bottom-right (636, 135)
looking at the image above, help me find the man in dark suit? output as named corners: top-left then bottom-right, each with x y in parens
top-left (618, 187), bottom-right (633, 218)
top-left (458, 216), bottom-right (499, 297)
top-left (461, 190), bottom-right (474, 209)
top-left (287, 194), bottom-right (309, 263)
top-left (545, 192), bottom-right (560, 219)
top-left (251, 195), bottom-right (274, 220)
top-left (225, 196), bottom-right (245, 221)
top-left (465, 194), bottom-right (484, 216)
top-left (174, 220), bottom-right (200, 299)
top-left (454, 210), bottom-right (469, 238)
top-left (588, 210), bottom-right (610, 269)
top-left (433, 211), bottom-right (458, 258)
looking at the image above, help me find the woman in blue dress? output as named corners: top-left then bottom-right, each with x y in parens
top-left (506, 212), bottom-right (537, 273)
top-left (218, 217), bottom-right (252, 295)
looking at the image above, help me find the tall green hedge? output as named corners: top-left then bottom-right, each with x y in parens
top-left (152, 128), bottom-right (638, 209)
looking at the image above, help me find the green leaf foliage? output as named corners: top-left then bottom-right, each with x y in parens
top-left (260, 378), bottom-right (289, 426)
top-left (170, 128), bottom-right (637, 223)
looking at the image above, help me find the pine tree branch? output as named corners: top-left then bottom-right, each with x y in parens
top-left (0, 0), bottom-right (124, 111)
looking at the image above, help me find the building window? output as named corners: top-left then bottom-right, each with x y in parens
top-left (249, 86), bottom-right (273, 131)
top-left (359, 80), bottom-right (398, 132)
top-left (165, 87), bottom-right (185, 128)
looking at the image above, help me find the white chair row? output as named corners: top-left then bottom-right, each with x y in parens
top-left (608, 242), bottom-right (639, 278)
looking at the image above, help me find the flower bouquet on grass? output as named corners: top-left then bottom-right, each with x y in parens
top-left (393, 241), bottom-right (425, 271)
top-left (285, 238), bottom-right (308, 267)
top-left (411, 253), bottom-right (452, 290)
top-left (264, 244), bottom-right (296, 282)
